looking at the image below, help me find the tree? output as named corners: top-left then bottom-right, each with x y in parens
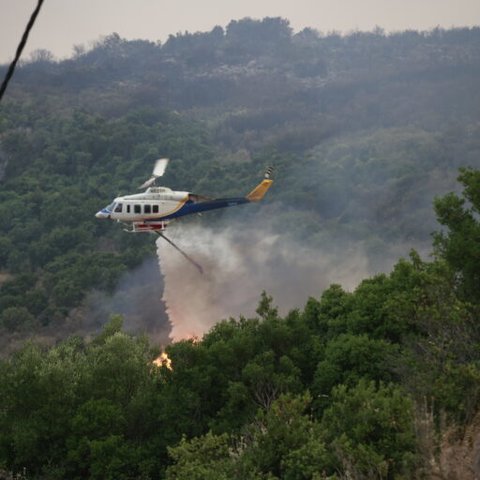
top-left (0, 306), bottom-right (36, 331)
top-left (66, 400), bottom-right (129, 479)
top-left (321, 380), bottom-right (417, 479)
top-left (312, 334), bottom-right (396, 403)
top-left (434, 167), bottom-right (480, 301)
top-left (225, 17), bottom-right (292, 59)
top-left (239, 393), bottom-right (327, 479)
top-left (166, 394), bottom-right (328, 480)
top-left (166, 432), bottom-right (233, 480)
top-left (29, 49), bottom-right (55, 63)
top-left (256, 290), bottom-right (278, 320)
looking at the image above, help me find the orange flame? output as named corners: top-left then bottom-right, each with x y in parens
top-left (153, 352), bottom-right (172, 370)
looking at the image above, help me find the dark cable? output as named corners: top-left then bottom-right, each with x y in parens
top-left (0, 0), bottom-right (45, 103)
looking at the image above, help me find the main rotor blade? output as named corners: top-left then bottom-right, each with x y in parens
top-left (139, 158), bottom-right (170, 189)
top-left (153, 158), bottom-right (169, 177)
top-left (139, 177), bottom-right (156, 189)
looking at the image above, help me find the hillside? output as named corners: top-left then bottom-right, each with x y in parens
top-left (1, 20), bottom-right (480, 341)
top-left (1, 17), bottom-right (480, 478)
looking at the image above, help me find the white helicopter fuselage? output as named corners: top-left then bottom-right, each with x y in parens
top-left (97, 187), bottom-right (189, 222)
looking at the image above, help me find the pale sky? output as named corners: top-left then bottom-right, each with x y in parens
top-left (1, 0), bottom-right (480, 63)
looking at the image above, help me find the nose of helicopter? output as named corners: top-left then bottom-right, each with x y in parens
top-left (95, 210), bottom-right (110, 219)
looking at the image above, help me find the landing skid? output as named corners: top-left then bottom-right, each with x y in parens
top-left (156, 232), bottom-right (204, 275)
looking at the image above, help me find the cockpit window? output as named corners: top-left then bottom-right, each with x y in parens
top-left (106, 202), bottom-right (115, 212)
top-left (114, 203), bottom-right (123, 213)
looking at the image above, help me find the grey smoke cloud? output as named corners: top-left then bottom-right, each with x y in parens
top-left (81, 257), bottom-right (171, 344)
top-left (156, 222), bottom-right (371, 341)
top-left (0, 257), bottom-right (172, 355)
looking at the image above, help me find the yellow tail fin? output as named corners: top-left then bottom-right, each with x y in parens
top-left (246, 179), bottom-right (273, 202)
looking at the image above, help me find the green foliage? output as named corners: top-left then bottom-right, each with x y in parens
top-left (434, 167), bottom-right (480, 301)
top-left (0, 236), bottom-right (478, 478)
top-left (0, 306), bottom-right (36, 330)
top-left (166, 386), bottom-right (417, 479)
top-left (312, 334), bottom-right (396, 403)
top-left (0, 322), bottom-right (160, 479)
top-left (92, 314), bottom-right (124, 345)
top-left (256, 290), bottom-right (279, 320)
top-left (303, 284), bottom-right (351, 337)
top-left (166, 432), bottom-right (234, 480)
top-left (166, 393), bottom-right (328, 480)
top-left (239, 393), bottom-right (327, 479)
top-left (321, 380), bottom-right (417, 478)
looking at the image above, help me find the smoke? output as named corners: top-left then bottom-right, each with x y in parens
top-left (0, 257), bottom-right (172, 356)
top-left (79, 257), bottom-right (171, 344)
top-left (157, 221), bottom-right (372, 342)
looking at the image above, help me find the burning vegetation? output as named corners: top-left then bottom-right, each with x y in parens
top-left (153, 351), bottom-right (173, 370)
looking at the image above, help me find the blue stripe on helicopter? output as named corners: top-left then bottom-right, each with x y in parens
top-left (161, 197), bottom-right (250, 220)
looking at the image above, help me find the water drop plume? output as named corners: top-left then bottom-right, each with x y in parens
top-left (157, 223), bottom-right (369, 341)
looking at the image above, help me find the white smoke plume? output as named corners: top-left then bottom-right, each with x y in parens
top-left (157, 223), bottom-right (372, 342)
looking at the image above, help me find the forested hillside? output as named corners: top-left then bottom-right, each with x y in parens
top-left (1, 18), bottom-right (480, 477)
top-left (1, 19), bottom-right (480, 340)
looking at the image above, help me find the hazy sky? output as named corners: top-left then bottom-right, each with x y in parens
top-left (1, 0), bottom-right (479, 63)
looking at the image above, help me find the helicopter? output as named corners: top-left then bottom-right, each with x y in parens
top-left (95, 159), bottom-right (273, 272)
